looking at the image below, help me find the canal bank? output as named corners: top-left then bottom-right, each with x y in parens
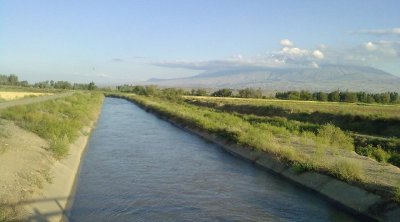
top-left (110, 94), bottom-right (400, 222)
top-left (20, 102), bottom-right (103, 222)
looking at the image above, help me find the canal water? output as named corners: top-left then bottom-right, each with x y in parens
top-left (68, 98), bottom-right (358, 221)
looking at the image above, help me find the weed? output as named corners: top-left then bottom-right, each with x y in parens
top-left (331, 158), bottom-right (363, 182)
top-left (371, 147), bottom-right (390, 163)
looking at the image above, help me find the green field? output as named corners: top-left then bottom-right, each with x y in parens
top-left (185, 96), bottom-right (400, 166)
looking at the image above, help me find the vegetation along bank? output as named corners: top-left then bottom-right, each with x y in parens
top-left (0, 92), bottom-right (104, 221)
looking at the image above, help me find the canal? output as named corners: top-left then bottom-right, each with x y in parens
top-left (68, 97), bottom-right (358, 221)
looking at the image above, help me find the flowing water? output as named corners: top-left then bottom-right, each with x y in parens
top-left (68, 98), bottom-right (359, 221)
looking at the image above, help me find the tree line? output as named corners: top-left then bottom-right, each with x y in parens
top-left (275, 90), bottom-right (400, 104)
top-left (0, 74), bottom-right (97, 90)
top-left (118, 84), bottom-right (400, 105)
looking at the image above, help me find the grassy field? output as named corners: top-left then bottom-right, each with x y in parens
top-left (184, 96), bottom-right (400, 166)
top-left (0, 92), bottom-right (104, 158)
top-left (109, 93), bottom-right (400, 201)
top-left (0, 91), bottom-right (52, 102)
top-left (184, 96), bottom-right (400, 119)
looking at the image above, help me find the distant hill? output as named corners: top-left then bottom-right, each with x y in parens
top-left (147, 65), bottom-right (400, 92)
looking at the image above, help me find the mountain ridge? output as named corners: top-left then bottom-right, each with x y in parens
top-left (146, 65), bottom-right (400, 92)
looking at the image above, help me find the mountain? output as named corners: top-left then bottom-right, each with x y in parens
top-left (147, 65), bottom-right (400, 92)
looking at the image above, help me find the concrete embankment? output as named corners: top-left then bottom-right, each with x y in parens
top-left (20, 110), bottom-right (102, 222)
top-left (113, 95), bottom-right (400, 222)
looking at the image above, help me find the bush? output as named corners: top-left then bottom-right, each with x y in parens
top-left (49, 135), bottom-right (69, 159)
top-left (317, 124), bottom-right (354, 150)
top-left (388, 153), bottom-right (400, 167)
top-left (331, 158), bottom-right (363, 182)
top-left (356, 144), bottom-right (374, 157)
top-left (371, 147), bottom-right (390, 162)
top-left (212, 88), bottom-right (233, 97)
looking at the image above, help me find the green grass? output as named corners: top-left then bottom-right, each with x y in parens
top-left (185, 96), bottom-right (400, 119)
top-left (185, 96), bottom-right (400, 167)
top-left (0, 92), bottom-right (103, 158)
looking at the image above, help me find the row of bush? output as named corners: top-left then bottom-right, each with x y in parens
top-left (276, 90), bottom-right (400, 104)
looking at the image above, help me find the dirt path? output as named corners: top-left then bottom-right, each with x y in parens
top-left (0, 92), bottom-right (74, 110)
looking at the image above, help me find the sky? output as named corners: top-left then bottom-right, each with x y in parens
top-left (1, 0), bottom-right (400, 84)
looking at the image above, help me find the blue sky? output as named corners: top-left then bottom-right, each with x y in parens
top-left (1, 0), bottom-right (400, 84)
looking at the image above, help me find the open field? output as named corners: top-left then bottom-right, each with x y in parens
top-left (109, 93), bottom-right (400, 203)
top-left (0, 91), bottom-right (52, 102)
top-left (184, 96), bottom-right (400, 119)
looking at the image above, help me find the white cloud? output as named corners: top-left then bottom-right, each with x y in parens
top-left (153, 39), bottom-right (399, 72)
top-left (364, 42), bottom-right (377, 51)
top-left (312, 50), bottom-right (324, 59)
top-left (281, 47), bottom-right (309, 57)
top-left (280, 39), bottom-right (294, 47)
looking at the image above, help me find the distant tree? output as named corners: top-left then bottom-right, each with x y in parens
top-left (381, 92), bottom-right (391, 104)
top-left (390, 92), bottom-right (399, 104)
top-left (8, 74), bottom-right (18, 85)
top-left (88, 82), bottom-right (96, 90)
top-left (19, 80), bottom-right (29, 87)
top-left (212, 88), bottom-right (233, 97)
top-left (191, 88), bottom-right (208, 96)
top-left (366, 95), bottom-right (375, 103)
top-left (357, 92), bottom-right (368, 103)
top-left (34, 81), bottom-right (50, 88)
top-left (313, 92), bottom-right (328, 101)
top-left (328, 90), bottom-right (340, 102)
top-left (238, 88), bottom-right (262, 98)
top-left (343, 91), bottom-right (358, 103)
top-left (54, 81), bottom-right (72, 89)
top-left (300, 90), bottom-right (312, 100)
top-left (287, 91), bottom-right (300, 100)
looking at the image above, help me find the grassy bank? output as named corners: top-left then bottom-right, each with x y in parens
top-left (0, 92), bottom-right (104, 158)
top-left (185, 96), bottom-right (400, 167)
top-left (108, 93), bottom-right (400, 202)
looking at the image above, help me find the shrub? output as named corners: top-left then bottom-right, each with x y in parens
top-left (356, 144), bottom-right (374, 157)
top-left (371, 147), bottom-right (390, 163)
top-left (388, 153), bottom-right (400, 167)
top-left (331, 158), bottom-right (363, 182)
top-left (49, 135), bottom-right (69, 159)
top-left (317, 124), bottom-right (354, 150)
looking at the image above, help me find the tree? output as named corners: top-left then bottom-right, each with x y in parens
top-left (212, 88), bottom-right (233, 97)
top-left (390, 92), bottom-right (399, 104)
top-left (328, 90), bottom-right (340, 102)
top-left (343, 91), bottom-right (358, 103)
top-left (238, 88), bottom-right (262, 98)
top-left (88, 82), bottom-right (96, 90)
top-left (300, 90), bottom-right (312, 100)
top-left (54, 81), bottom-right (72, 89)
top-left (381, 92), bottom-right (391, 104)
top-left (191, 88), bottom-right (208, 96)
top-left (8, 74), bottom-right (18, 85)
